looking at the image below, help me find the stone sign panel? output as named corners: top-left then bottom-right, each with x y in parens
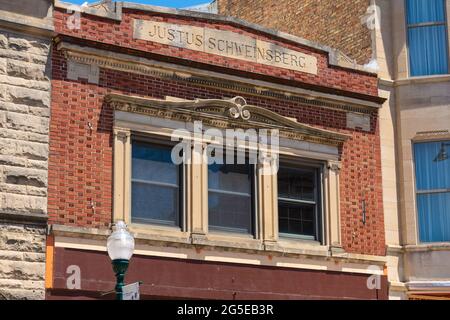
top-left (346, 112), bottom-right (371, 132)
top-left (133, 20), bottom-right (318, 75)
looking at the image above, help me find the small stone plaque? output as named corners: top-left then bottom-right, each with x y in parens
top-left (346, 112), bottom-right (371, 132)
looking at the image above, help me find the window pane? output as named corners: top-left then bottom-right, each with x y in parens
top-left (209, 192), bottom-right (252, 233)
top-left (278, 167), bottom-right (315, 201)
top-left (408, 25), bottom-right (448, 76)
top-left (406, 0), bottom-right (446, 25)
top-left (208, 162), bottom-right (252, 194)
top-left (278, 164), bottom-right (319, 239)
top-left (131, 142), bottom-right (180, 226)
top-left (417, 192), bottom-right (450, 242)
top-left (208, 162), bottom-right (253, 234)
top-left (132, 142), bottom-right (178, 184)
top-left (414, 141), bottom-right (450, 190)
top-left (132, 182), bottom-right (179, 226)
top-left (279, 202), bottom-right (315, 237)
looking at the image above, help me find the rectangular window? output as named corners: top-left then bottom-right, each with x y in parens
top-left (208, 155), bottom-right (255, 235)
top-left (414, 141), bottom-right (450, 242)
top-left (406, 0), bottom-right (449, 76)
top-left (278, 164), bottom-right (320, 241)
top-left (131, 141), bottom-right (182, 227)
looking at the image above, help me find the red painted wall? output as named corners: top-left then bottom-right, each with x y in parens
top-left (48, 248), bottom-right (388, 300)
top-left (49, 8), bottom-right (385, 256)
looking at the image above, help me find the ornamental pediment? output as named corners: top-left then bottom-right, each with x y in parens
top-left (106, 94), bottom-right (350, 146)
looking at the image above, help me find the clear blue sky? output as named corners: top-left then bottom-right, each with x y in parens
top-left (67, 0), bottom-right (211, 9)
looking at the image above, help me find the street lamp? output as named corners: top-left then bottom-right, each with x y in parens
top-left (435, 143), bottom-right (450, 162)
top-left (107, 221), bottom-right (135, 300)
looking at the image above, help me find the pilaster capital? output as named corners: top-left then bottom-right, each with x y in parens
top-left (114, 129), bottom-right (131, 142)
top-left (327, 160), bottom-right (342, 173)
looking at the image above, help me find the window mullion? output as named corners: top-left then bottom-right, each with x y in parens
top-left (408, 21), bottom-right (446, 28)
top-left (417, 189), bottom-right (450, 195)
top-left (132, 179), bottom-right (179, 189)
top-left (278, 197), bottom-right (316, 205)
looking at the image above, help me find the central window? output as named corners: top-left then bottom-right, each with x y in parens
top-left (278, 163), bottom-right (321, 241)
top-left (208, 153), bottom-right (255, 235)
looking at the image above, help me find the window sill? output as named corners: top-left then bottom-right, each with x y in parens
top-left (404, 242), bottom-right (450, 252)
top-left (265, 238), bottom-right (329, 257)
top-left (128, 224), bottom-right (331, 256)
top-left (395, 74), bottom-right (450, 86)
top-left (128, 224), bottom-right (331, 254)
top-left (128, 223), bottom-right (191, 245)
top-left (193, 233), bottom-right (264, 251)
top-left (51, 225), bottom-right (389, 267)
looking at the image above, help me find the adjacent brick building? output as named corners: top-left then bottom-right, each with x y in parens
top-left (216, 0), bottom-right (373, 65)
top-left (42, 1), bottom-right (388, 300)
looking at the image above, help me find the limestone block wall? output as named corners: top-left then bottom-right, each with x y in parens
top-left (0, 28), bottom-right (51, 300)
top-left (0, 223), bottom-right (46, 299)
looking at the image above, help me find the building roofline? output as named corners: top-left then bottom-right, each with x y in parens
top-left (55, 0), bottom-right (377, 75)
top-left (0, 0), bottom-right (54, 37)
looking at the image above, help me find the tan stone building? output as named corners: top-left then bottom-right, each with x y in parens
top-left (376, 0), bottom-right (450, 300)
top-left (217, 0), bottom-right (450, 300)
top-left (0, 0), bottom-right (53, 299)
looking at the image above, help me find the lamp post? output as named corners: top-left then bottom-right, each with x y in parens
top-left (107, 221), bottom-right (135, 300)
top-left (436, 143), bottom-right (450, 162)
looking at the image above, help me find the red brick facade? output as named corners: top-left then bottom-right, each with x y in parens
top-left (53, 9), bottom-right (378, 98)
top-left (49, 7), bottom-right (385, 256)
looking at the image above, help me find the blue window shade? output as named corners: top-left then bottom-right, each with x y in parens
top-left (406, 0), bottom-right (449, 76)
top-left (131, 142), bottom-right (181, 227)
top-left (406, 0), bottom-right (446, 24)
top-left (408, 25), bottom-right (449, 76)
top-left (414, 142), bottom-right (450, 190)
top-left (417, 193), bottom-right (450, 242)
top-left (414, 141), bottom-right (450, 242)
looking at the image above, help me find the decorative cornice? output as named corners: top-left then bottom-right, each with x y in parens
top-left (106, 93), bottom-right (350, 146)
top-left (413, 130), bottom-right (450, 142)
top-left (57, 41), bottom-right (381, 114)
top-left (55, 0), bottom-right (376, 75)
top-left (0, 9), bottom-right (54, 38)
